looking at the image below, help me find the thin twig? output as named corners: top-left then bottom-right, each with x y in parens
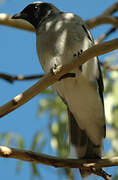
top-left (0, 38), bottom-right (118, 118)
top-left (102, 2), bottom-right (118, 16)
top-left (96, 27), bottom-right (117, 44)
top-left (87, 2), bottom-right (118, 29)
top-left (0, 73), bottom-right (44, 83)
top-left (86, 15), bottom-right (118, 29)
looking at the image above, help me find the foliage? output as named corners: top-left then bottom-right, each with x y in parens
top-left (104, 52), bottom-right (118, 158)
top-left (102, 52), bottom-right (118, 179)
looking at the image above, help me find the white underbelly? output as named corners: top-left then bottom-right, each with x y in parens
top-left (54, 72), bottom-right (105, 145)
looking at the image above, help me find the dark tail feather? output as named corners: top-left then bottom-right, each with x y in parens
top-left (79, 169), bottom-right (91, 178)
top-left (79, 137), bottom-right (101, 178)
top-left (68, 109), bottom-right (102, 178)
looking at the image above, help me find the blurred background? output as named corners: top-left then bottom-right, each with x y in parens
top-left (0, 0), bottom-right (118, 179)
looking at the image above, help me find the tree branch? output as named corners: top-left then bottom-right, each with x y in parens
top-left (0, 145), bottom-right (116, 180)
top-left (1, 62), bottom-right (118, 84)
top-left (0, 73), bottom-right (44, 83)
top-left (0, 145), bottom-right (115, 169)
top-left (102, 2), bottom-right (118, 15)
top-left (0, 3), bottom-right (118, 31)
top-left (96, 27), bottom-right (117, 44)
top-left (0, 38), bottom-right (118, 118)
top-left (86, 2), bottom-right (118, 29)
top-left (86, 15), bottom-right (118, 29)
top-left (0, 13), bottom-right (34, 32)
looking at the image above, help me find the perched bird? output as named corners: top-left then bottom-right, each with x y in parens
top-left (12, 2), bottom-right (106, 178)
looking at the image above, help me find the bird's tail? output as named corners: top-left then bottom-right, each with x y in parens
top-left (78, 138), bottom-right (102, 178)
top-left (68, 109), bottom-right (102, 178)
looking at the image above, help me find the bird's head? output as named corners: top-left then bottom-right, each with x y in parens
top-left (12, 1), bottom-right (59, 28)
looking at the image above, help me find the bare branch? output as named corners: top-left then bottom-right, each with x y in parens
top-left (102, 2), bottom-right (118, 15)
top-left (1, 59), bottom-right (118, 84)
top-left (96, 27), bottom-right (117, 44)
top-left (0, 3), bottom-right (118, 31)
top-left (87, 2), bottom-right (118, 29)
top-left (0, 145), bottom-right (116, 180)
top-left (86, 15), bottom-right (118, 29)
top-left (0, 13), bottom-right (34, 32)
top-left (0, 38), bottom-right (118, 118)
top-left (1, 62), bottom-right (118, 84)
top-left (1, 14), bottom-right (118, 31)
top-left (0, 73), bottom-right (44, 83)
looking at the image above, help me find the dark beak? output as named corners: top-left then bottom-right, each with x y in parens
top-left (11, 13), bottom-right (26, 20)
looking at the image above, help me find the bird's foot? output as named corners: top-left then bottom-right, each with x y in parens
top-left (50, 64), bottom-right (62, 75)
top-left (73, 49), bottom-right (83, 58)
top-left (73, 49), bottom-right (83, 72)
top-left (50, 64), bottom-right (75, 81)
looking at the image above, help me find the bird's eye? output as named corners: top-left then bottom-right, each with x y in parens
top-left (35, 5), bottom-right (39, 9)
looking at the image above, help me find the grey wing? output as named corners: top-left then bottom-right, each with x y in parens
top-left (82, 23), bottom-right (106, 137)
top-left (68, 22), bottom-right (106, 154)
top-left (82, 24), bottom-right (105, 108)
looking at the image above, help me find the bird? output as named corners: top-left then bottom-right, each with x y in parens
top-left (12, 1), bottom-right (106, 178)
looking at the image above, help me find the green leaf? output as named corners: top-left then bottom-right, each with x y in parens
top-left (31, 132), bottom-right (42, 151)
top-left (31, 164), bottom-right (40, 179)
top-left (17, 135), bottom-right (24, 149)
